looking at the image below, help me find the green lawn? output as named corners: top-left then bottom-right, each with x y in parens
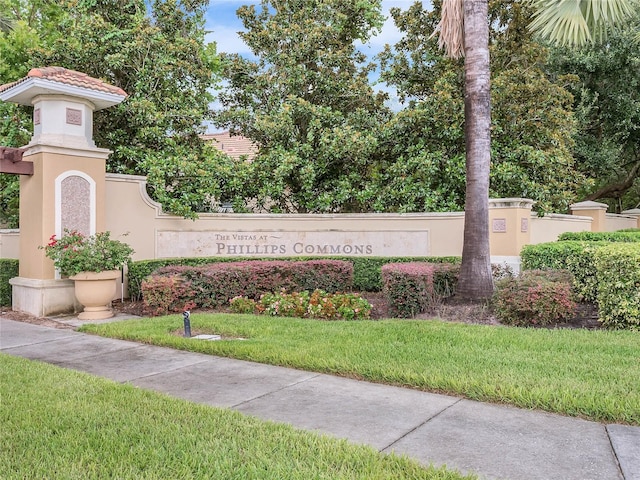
top-left (0, 354), bottom-right (472, 480)
top-left (81, 314), bottom-right (640, 425)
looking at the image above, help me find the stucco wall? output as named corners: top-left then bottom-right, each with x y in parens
top-left (530, 213), bottom-right (592, 244)
top-left (4, 172), bottom-right (638, 265)
top-left (0, 230), bottom-right (19, 259)
top-left (104, 174), bottom-right (466, 260)
top-left (86, 174), bottom-right (640, 261)
top-left (605, 214), bottom-right (638, 232)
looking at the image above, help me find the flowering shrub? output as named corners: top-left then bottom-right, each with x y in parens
top-left (229, 296), bottom-right (257, 314)
top-left (306, 289), bottom-right (338, 319)
top-left (258, 290), bottom-right (310, 317)
top-left (492, 269), bottom-right (577, 326)
top-left (42, 230), bottom-right (133, 276)
top-left (332, 291), bottom-right (372, 320)
top-left (231, 289), bottom-right (371, 320)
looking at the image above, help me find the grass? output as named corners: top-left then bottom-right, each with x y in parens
top-left (80, 314), bottom-right (640, 425)
top-left (0, 354), bottom-right (472, 480)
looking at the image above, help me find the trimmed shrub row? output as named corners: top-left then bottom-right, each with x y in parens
top-left (141, 260), bottom-right (353, 316)
top-left (0, 255), bottom-right (460, 311)
top-left (381, 262), bottom-right (459, 318)
top-left (0, 259), bottom-right (18, 307)
top-left (128, 255), bottom-right (461, 300)
top-left (558, 231), bottom-right (640, 242)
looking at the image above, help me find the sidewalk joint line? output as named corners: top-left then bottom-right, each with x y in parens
top-left (380, 397), bottom-right (463, 453)
top-left (122, 358), bottom-right (211, 383)
top-left (1, 334), bottom-right (78, 351)
top-left (605, 425), bottom-right (627, 480)
top-left (231, 373), bottom-right (322, 408)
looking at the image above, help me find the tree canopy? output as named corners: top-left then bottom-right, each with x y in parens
top-left (431, 0), bottom-right (636, 300)
top-left (0, 0), bottom-right (225, 224)
top-left (0, 0), bottom-right (66, 227)
top-left (214, 0), bottom-right (392, 213)
top-left (377, 0), bottom-right (586, 214)
top-left (547, 11), bottom-right (640, 212)
top-left (3, 0), bottom-right (638, 228)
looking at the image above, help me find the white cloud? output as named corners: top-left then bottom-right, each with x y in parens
top-left (204, 0), bottom-right (258, 55)
top-left (207, 0), bottom-right (430, 56)
top-left (206, 26), bottom-right (252, 56)
top-left (370, 1), bottom-right (416, 47)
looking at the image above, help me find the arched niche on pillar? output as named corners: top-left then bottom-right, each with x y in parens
top-left (55, 170), bottom-right (97, 238)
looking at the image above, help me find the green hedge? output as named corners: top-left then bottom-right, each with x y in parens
top-left (558, 231), bottom-right (640, 242)
top-left (348, 256), bottom-right (459, 292)
top-left (128, 256), bottom-right (461, 299)
top-left (520, 241), bottom-right (604, 302)
top-left (595, 244), bottom-right (640, 330)
top-left (0, 259), bottom-right (18, 307)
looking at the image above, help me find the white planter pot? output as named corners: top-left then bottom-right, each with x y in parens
top-left (69, 270), bottom-right (120, 320)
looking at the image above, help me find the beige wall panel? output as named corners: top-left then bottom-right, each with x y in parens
top-left (529, 214), bottom-right (592, 245)
top-left (604, 214), bottom-right (637, 232)
top-left (0, 230), bottom-right (20, 259)
top-left (488, 199), bottom-right (534, 257)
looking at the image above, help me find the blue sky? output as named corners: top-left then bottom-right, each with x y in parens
top-left (204, 1), bottom-right (426, 130)
top-left (205, 1), bottom-right (420, 59)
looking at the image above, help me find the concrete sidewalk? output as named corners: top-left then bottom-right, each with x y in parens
top-left (1, 316), bottom-right (638, 480)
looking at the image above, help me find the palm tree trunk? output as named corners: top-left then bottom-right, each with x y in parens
top-left (456, 0), bottom-right (494, 300)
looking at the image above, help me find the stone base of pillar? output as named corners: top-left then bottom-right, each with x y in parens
top-left (9, 277), bottom-right (81, 317)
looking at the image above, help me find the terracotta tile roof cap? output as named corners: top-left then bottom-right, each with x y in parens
top-left (0, 66), bottom-right (127, 97)
top-left (26, 66), bottom-right (127, 96)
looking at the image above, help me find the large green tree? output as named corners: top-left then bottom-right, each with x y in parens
top-left (0, 0), bottom-right (225, 223)
top-left (547, 12), bottom-right (640, 212)
top-left (377, 1), bottom-right (585, 215)
top-left (214, 0), bottom-right (391, 213)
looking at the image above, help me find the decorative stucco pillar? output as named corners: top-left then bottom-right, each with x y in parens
top-left (0, 67), bottom-right (126, 316)
top-left (570, 201), bottom-right (608, 232)
top-left (489, 198), bottom-right (535, 273)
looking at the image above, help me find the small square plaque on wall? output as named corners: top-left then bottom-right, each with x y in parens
top-left (34, 108), bottom-right (40, 125)
top-left (66, 108), bottom-right (82, 126)
top-left (492, 218), bottom-right (507, 233)
top-left (521, 218), bottom-right (529, 233)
